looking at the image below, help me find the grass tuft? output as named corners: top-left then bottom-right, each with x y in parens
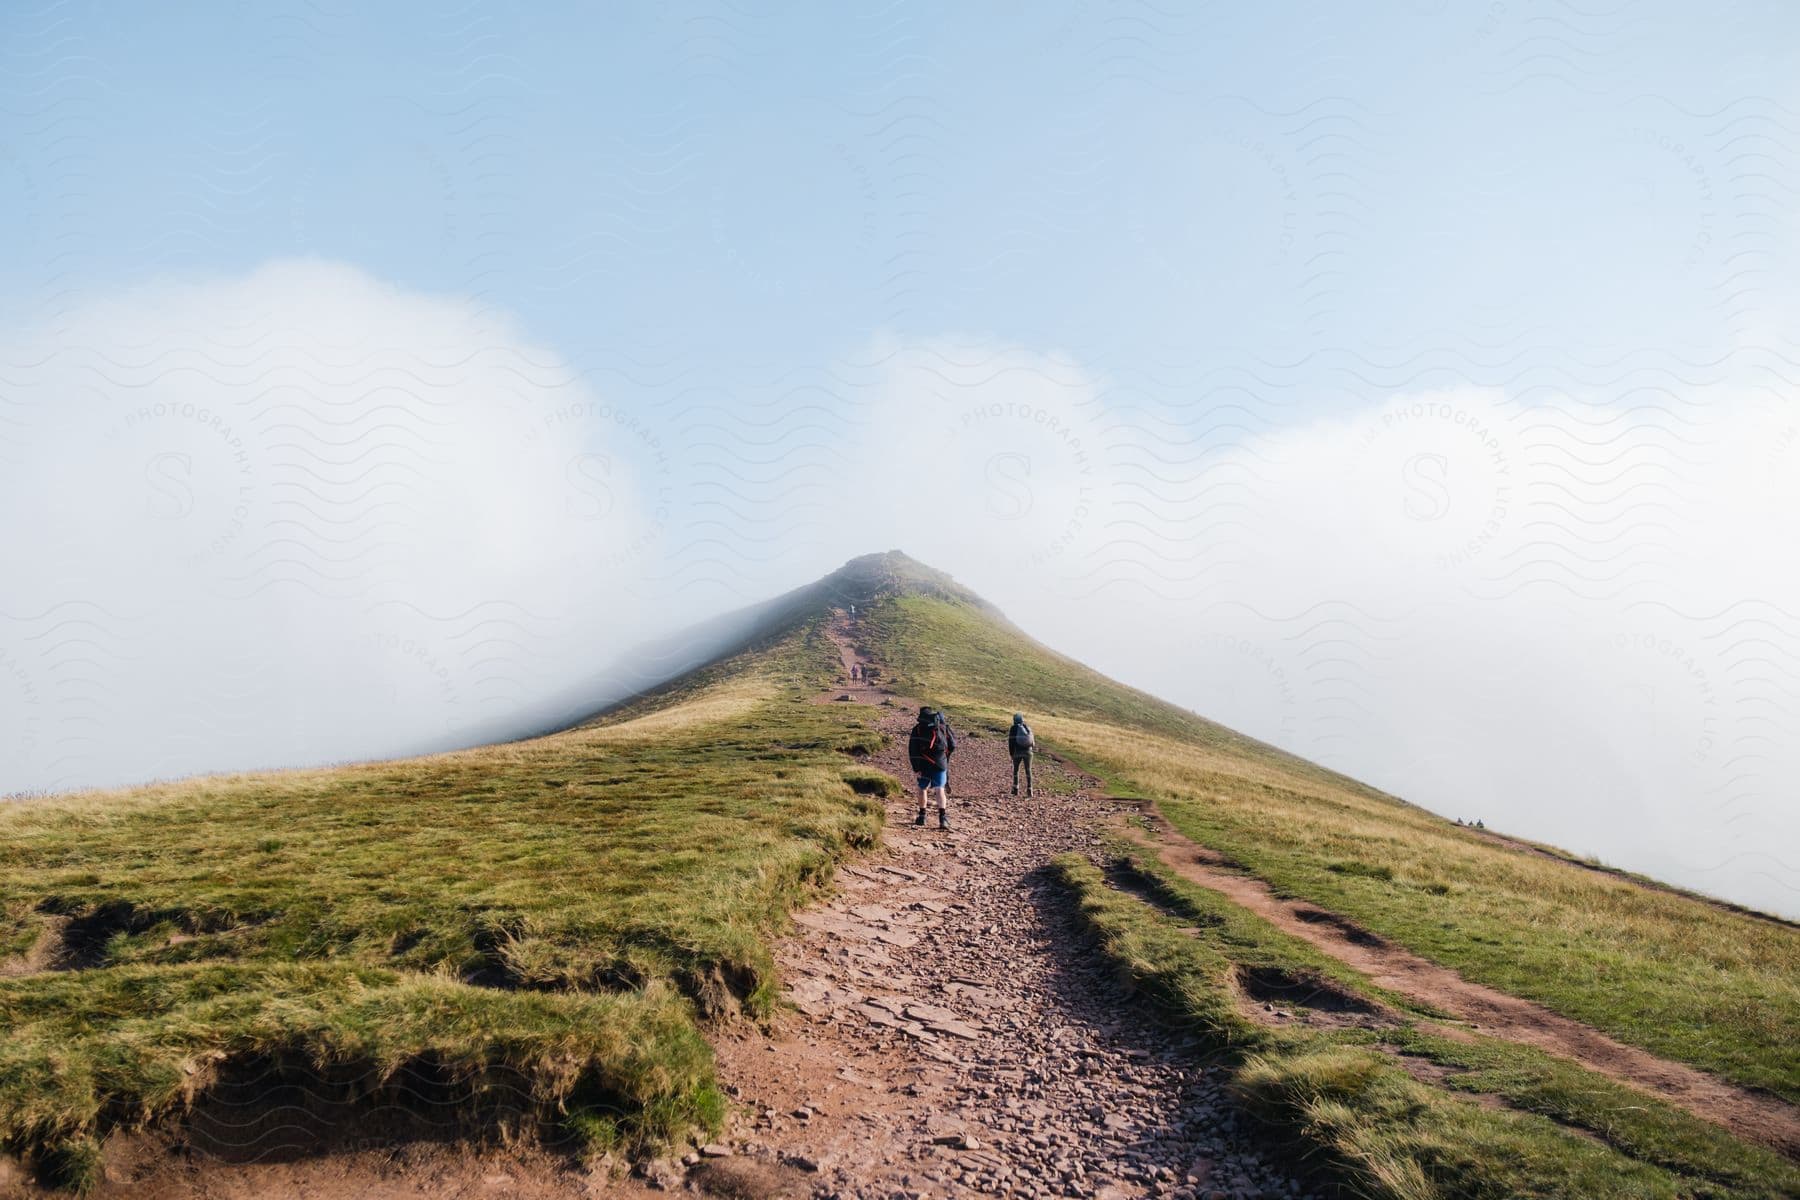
top-left (841, 767), bottom-right (903, 798)
top-left (34, 1135), bottom-right (103, 1195)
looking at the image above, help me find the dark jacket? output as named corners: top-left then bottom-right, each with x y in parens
top-left (1008, 718), bottom-right (1035, 759)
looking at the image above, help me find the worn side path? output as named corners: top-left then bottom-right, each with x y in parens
top-left (691, 614), bottom-right (1311, 1200)
top-left (1120, 807), bottom-right (1800, 1158)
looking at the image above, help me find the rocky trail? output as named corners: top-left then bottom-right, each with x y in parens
top-left (683, 614), bottom-right (1317, 1200)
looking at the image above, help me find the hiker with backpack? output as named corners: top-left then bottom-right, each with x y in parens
top-left (1008, 713), bottom-right (1035, 797)
top-left (907, 705), bottom-right (957, 829)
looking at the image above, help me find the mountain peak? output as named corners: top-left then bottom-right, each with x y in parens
top-left (817, 551), bottom-right (992, 611)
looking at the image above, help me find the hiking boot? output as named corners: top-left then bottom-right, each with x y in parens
top-left (914, 807), bottom-right (926, 826)
top-left (938, 809), bottom-right (950, 830)
top-left (1010, 785), bottom-right (1018, 795)
top-left (1026, 789), bottom-right (1034, 798)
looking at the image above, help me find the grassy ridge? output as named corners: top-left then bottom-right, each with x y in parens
top-left (865, 592), bottom-right (1800, 1103)
top-left (0, 621), bottom-right (882, 1188)
top-left (1053, 852), bottom-right (1800, 1200)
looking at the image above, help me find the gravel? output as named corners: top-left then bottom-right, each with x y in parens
top-left (703, 695), bottom-right (1316, 1200)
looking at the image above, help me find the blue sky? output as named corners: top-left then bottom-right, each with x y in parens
top-left (12, 2), bottom-right (1798, 362)
top-left (4, 2), bottom-right (1800, 914)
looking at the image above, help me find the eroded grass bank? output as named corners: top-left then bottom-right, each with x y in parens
top-left (1052, 852), bottom-right (1800, 1200)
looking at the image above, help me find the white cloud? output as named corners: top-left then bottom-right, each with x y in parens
top-left (820, 346), bottom-right (1800, 916)
top-left (1022, 384), bottom-right (1799, 916)
top-left (0, 261), bottom-right (671, 792)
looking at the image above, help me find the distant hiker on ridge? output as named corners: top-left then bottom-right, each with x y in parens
top-left (908, 705), bottom-right (956, 830)
top-left (1008, 712), bottom-right (1035, 797)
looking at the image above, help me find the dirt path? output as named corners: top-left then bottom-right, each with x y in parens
top-left (689, 612), bottom-right (1315, 1199)
top-left (1120, 804), bottom-right (1800, 1159)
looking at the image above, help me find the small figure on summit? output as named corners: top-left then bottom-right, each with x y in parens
top-left (908, 705), bottom-right (957, 830)
top-left (1008, 712), bottom-right (1035, 797)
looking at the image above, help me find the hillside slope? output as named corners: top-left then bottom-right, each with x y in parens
top-left (0, 615), bottom-right (877, 1192)
top-left (2, 551), bottom-right (1795, 1199)
top-left (852, 572), bottom-right (1799, 1104)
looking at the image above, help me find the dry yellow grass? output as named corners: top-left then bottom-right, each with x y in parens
top-left (569, 670), bottom-right (773, 741)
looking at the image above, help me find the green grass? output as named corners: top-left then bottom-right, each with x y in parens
top-left (862, 590), bottom-right (1800, 1104)
top-left (859, 591), bottom-right (1380, 794)
top-left (1377, 1028), bottom-right (1800, 1197)
top-left (1, 964), bottom-right (720, 1190)
top-left (859, 593), bottom-right (1224, 743)
top-left (0, 620), bottom-right (877, 1184)
top-left (1053, 851), bottom-right (1800, 1200)
top-left (6, 551), bottom-right (1796, 1199)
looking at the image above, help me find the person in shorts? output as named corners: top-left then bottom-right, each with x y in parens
top-left (907, 705), bottom-right (955, 829)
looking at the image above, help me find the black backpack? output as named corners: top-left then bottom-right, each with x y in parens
top-left (909, 717), bottom-right (945, 770)
top-left (1009, 721), bottom-right (1033, 754)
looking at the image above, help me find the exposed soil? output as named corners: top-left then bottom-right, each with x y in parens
top-left (91, 1141), bottom-right (630, 1200)
top-left (1119, 803), bottom-right (1800, 1158)
top-left (0, 917), bottom-right (64, 978)
top-left (1, 1061), bottom-right (662, 1199)
top-left (692, 612), bottom-right (1314, 1199)
top-left (1229, 965), bottom-right (1397, 1034)
top-left (0, 907), bottom-right (267, 979)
